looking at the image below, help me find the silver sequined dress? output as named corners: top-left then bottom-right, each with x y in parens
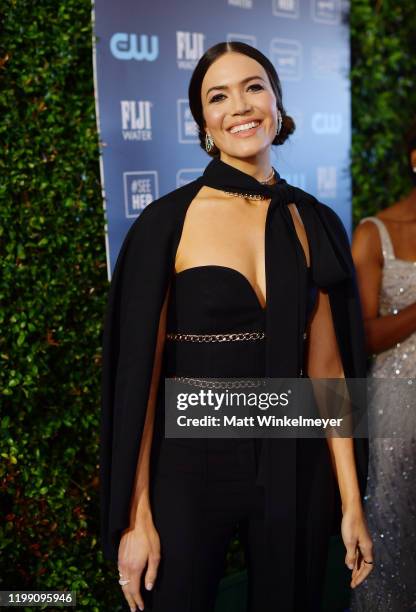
top-left (350, 217), bottom-right (416, 611)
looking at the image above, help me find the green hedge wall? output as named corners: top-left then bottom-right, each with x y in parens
top-left (0, 1), bottom-right (415, 610)
top-left (350, 0), bottom-right (416, 223)
top-left (0, 0), bottom-right (110, 609)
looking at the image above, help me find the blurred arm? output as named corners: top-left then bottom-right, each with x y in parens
top-left (352, 220), bottom-right (416, 354)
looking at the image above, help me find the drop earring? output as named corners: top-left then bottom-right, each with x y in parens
top-left (205, 132), bottom-right (214, 153)
top-left (276, 109), bottom-right (283, 136)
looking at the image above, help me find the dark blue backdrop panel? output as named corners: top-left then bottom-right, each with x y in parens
top-left (92, 0), bottom-right (351, 279)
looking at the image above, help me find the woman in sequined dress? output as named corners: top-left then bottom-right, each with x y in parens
top-left (350, 124), bottom-right (416, 611)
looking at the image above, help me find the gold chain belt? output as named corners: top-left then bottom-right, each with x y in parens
top-left (169, 376), bottom-right (267, 389)
top-left (166, 331), bottom-right (266, 342)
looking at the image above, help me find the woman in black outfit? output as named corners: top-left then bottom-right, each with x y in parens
top-left (100, 42), bottom-right (373, 612)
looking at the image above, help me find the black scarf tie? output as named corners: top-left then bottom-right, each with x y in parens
top-left (200, 156), bottom-right (354, 609)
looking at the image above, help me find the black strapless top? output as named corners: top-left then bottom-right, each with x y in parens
top-left (164, 265), bottom-right (317, 379)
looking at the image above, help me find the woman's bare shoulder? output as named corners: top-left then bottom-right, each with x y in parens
top-left (354, 218), bottom-right (380, 236)
top-left (352, 219), bottom-right (382, 265)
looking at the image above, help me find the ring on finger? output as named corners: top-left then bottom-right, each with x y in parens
top-left (363, 559), bottom-right (374, 565)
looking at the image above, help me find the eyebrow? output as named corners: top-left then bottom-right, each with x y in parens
top-left (205, 75), bottom-right (266, 98)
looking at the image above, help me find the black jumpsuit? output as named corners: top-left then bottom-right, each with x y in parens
top-left (132, 264), bottom-right (333, 612)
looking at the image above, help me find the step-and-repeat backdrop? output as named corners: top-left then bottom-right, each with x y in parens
top-left (92, 0), bottom-right (351, 279)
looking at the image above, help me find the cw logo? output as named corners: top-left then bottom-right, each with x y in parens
top-left (110, 33), bottom-right (159, 61)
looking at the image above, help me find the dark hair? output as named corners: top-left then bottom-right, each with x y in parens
top-left (188, 41), bottom-right (295, 157)
top-left (405, 118), bottom-right (416, 185)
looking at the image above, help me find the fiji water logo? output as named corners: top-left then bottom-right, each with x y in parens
top-left (176, 32), bottom-right (204, 69)
top-left (317, 166), bottom-right (337, 199)
top-left (272, 0), bottom-right (299, 19)
top-left (110, 33), bottom-right (159, 61)
top-left (312, 113), bottom-right (343, 135)
top-left (123, 171), bottom-right (159, 218)
top-left (121, 101), bottom-right (153, 141)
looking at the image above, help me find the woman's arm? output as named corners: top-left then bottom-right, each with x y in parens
top-left (118, 282), bottom-right (171, 612)
top-left (127, 281), bottom-right (171, 526)
top-left (352, 221), bottom-right (416, 354)
top-left (306, 288), bottom-right (373, 589)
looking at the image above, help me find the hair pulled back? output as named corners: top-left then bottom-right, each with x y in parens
top-left (188, 41), bottom-right (295, 157)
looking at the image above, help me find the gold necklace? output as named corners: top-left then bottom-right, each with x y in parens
top-left (259, 167), bottom-right (275, 184)
top-left (223, 191), bottom-right (269, 200)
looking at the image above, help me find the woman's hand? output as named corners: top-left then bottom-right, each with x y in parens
top-left (341, 504), bottom-right (374, 589)
top-left (118, 510), bottom-right (161, 611)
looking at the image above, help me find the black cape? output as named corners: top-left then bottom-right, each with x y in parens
top-left (100, 157), bottom-right (368, 607)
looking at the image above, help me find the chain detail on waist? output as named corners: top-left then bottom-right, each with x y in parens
top-left (166, 330), bottom-right (266, 342)
top-left (169, 376), bottom-right (268, 389)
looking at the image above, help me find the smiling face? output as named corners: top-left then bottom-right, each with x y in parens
top-left (200, 52), bottom-right (279, 161)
